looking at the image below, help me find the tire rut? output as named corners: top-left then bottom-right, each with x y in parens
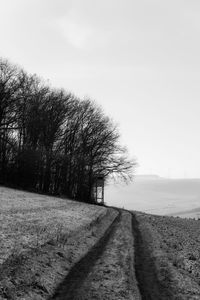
top-left (50, 210), bottom-right (121, 300)
top-left (131, 213), bottom-right (173, 300)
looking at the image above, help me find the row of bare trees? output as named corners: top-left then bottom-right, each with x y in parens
top-left (0, 58), bottom-right (135, 203)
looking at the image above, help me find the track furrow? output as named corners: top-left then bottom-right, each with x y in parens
top-left (131, 213), bottom-right (172, 300)
top-left (51, 209), bottom-right (171, 300)
top-left (50, 210), bottom-right (121, 300)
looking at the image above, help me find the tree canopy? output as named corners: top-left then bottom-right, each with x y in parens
top-left (0, 58), bottom-right (136, 203)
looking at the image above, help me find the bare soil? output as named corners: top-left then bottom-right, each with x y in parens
top-left (134, 212), bottom-right (200, 299)
top-left (52, 211), bottom-right (141, 300)
top-left (2, 187), bottom-right (200, 300)
top-left (132, 213), bottom-right (173, 299)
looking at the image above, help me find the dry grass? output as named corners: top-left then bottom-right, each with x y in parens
top-left (0, 186), bottom-right (118, 300)
top-left (0, 186), bottom-right (106, 264)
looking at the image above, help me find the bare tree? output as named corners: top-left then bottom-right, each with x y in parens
top-left (0, 57), bottom-right (136, 204)
top-left (0, 59), bottom-right (23, 181)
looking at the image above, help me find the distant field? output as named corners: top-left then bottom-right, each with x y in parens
top-left (106, 176), bottom-right (200, 219)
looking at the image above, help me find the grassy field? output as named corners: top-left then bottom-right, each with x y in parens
top-left (0, 186), bottom-right (117, 299)
top-left (1, 184), bottom-right (200, 299)
top-left (0, 186), bottom-right (107, 264)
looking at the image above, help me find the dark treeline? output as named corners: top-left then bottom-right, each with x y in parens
top-left (0, 58), bottom-right (135, 203)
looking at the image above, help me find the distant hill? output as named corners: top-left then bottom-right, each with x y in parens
top-left (106, 176), bottom-right (200, 219)
top-left (135, 174), bottom-right (163, 180)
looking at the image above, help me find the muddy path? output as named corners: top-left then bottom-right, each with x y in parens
top-left (50, 210), bottom-right (141, 300)
top-left (50, 210), bottom-right (121, 300)
top-left (50, 209), bottom-right (175, 300)
top-left (131, 213), bottom-right (173, 300)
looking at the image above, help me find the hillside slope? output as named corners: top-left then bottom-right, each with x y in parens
top-left (106, 177), bottom-right (200, 218)
top-left (0, 187), bottom-right (118, 299)
top-left (1, 186), bottom-right (200, 299)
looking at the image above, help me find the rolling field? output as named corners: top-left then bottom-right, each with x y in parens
top-left (106, 176), bottom-right (200, 218)
top-left (1, 185), bottom-right (200, 299)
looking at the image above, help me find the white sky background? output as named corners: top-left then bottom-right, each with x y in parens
top-left (1, 0), bottom-right (200, 178)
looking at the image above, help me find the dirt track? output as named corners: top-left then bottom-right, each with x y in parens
top-left (50, 209), bottom-right (189, 300)
top-left (51, 210), bottom-right (142, 300)
top-left (2, 193), bottom-right (200, 300)
top-left (51, 210), bottom-right (171, 300)
top-left (132, 214), bottom-right (172, 300)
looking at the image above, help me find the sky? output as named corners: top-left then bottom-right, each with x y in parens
top-left (0, 0), bottom-right (200, 178)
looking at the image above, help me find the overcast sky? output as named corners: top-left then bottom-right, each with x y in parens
top-left (1, 0), bottom-right (200, 178)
